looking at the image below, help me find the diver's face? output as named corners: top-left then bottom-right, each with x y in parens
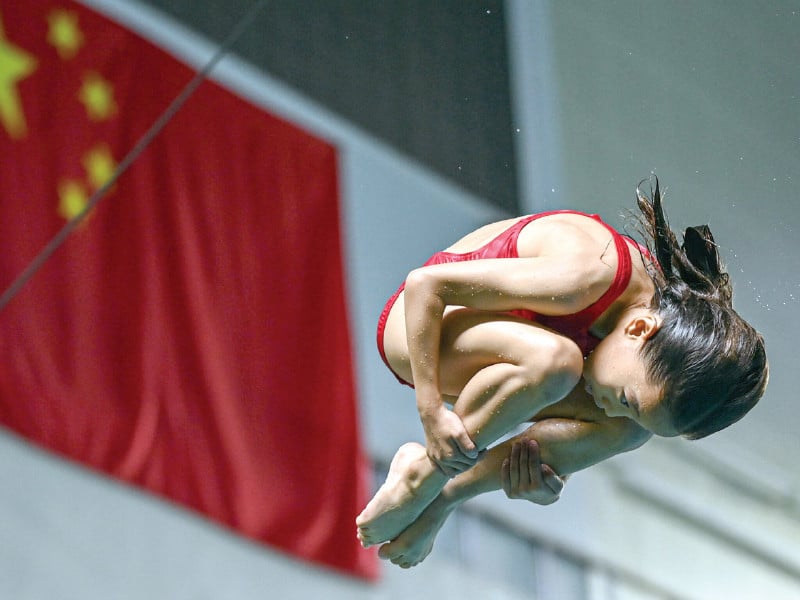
top-left (583, 312), bottom-right (678, 437)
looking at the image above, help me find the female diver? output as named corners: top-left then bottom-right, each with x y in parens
top-left (356, 179), bottom-right (768, 568)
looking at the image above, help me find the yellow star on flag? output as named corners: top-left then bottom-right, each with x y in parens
top-left (0, 13), bottom-right (38, 139)
top-left (47, 9), bottom-right (84, 60)
top-left (58, 179), bottom-right (88, 221)
top-left (83, 144), bottom-right (117, 191)
top-left (79, 71), bottom-right (117, 121)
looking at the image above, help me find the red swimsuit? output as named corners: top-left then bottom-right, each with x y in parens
top-left (376, 210), bottom-right (647, 387)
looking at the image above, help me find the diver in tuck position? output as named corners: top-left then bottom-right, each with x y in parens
top-left (357, 178), bottom-right (768, 569)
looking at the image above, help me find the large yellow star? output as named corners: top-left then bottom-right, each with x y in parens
top-left (0, 14), bottom-right (38, 139)
top-left (47, 9), bottom-right (84, 60)
top-left (79, 71), bottom-right (117, 121)
top-left (58, 179), bottom-right (88, 221)
top-left (83, 144), bottom-right (117, 191)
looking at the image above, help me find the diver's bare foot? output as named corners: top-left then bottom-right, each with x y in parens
top-left (378, 496), bottom-right (453, 569)
top-left (356, 442), bottom-right (447, 548)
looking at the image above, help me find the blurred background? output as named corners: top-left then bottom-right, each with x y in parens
top-left (1, 1), bottom-right (798, 599)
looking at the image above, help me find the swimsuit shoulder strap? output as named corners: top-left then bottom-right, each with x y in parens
top-left (571, 222), bottom-right (633, 324)
top-left (495, 210), bottom-right (597, 258)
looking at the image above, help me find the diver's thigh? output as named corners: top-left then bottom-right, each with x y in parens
top-left (437, 309), bottom-right (575, 397)
top-left (381, 292), bottom-right (412, 382)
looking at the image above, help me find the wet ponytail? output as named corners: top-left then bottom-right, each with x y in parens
top-left (635, 178), bottom-right (768, 439)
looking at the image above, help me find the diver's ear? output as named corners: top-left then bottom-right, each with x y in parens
top-left (625, 313), bottom-right (661, 341)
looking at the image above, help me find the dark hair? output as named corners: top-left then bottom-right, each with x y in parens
top-left (635, 177), bottom-right (768, 440)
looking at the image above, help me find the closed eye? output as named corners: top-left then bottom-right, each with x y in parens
top-left (622, 390), bottom-right (641, 417)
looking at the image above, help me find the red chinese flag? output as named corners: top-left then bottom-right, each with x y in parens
top-left (0, 0), bottom-right (377, 579)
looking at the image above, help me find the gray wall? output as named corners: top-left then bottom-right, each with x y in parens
top-left (138, 0), bottom-right (520, 212)
top-left (539, 0), bottom-right (799, 471)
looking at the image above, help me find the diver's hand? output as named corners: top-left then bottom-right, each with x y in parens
top-left (501, 439), bottom-right (564, 505)
top-left (421, 406), bottom-right (479, 477)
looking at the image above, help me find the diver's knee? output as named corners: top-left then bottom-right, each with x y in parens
top-left (520, 335), bottom-right (583, 398)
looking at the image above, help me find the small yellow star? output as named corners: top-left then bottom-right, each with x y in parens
top-left (0, 14), bottom-right (38, 139)
top-left (78, 71), bottom-right (117, 121)
top-left (83, 144), bottom-right (117, 191)
top-left (58, 179), bottom-right (88, 221)
top-left (47, 9), bottom-right (84, 60)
